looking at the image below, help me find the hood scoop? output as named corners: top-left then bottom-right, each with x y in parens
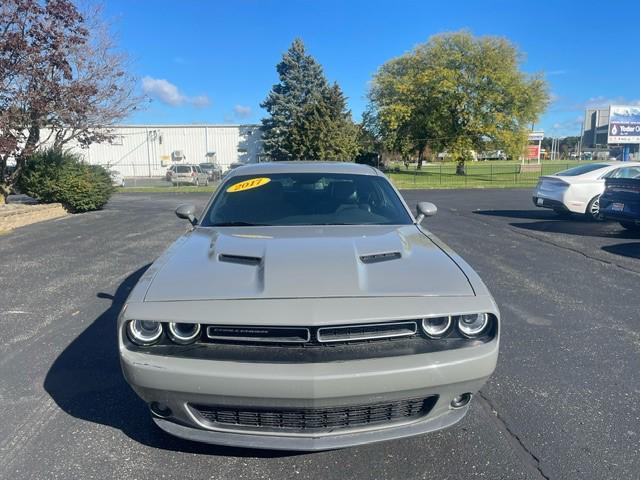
top-left (218, 253), bottom-right (262, 266)
top-left (359, 251), bottom-right (402, 264)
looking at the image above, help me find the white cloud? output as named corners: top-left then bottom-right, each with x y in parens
top-left (233, 105), bottom-right (252, 118)
top-left (191, 95), bottom-right (211, 108)
top-left (583, 96), bottom-right (640, 109)
top-left (142, 77), bottom-right (185, 106)
top-left (141, 76), bottom-right (210, 108)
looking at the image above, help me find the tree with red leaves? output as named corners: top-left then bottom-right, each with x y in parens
top-left (0, 0), bottom-right (141, 202)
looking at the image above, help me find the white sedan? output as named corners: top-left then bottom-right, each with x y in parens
top-left (533, 162), bottom-right (640, 220)
top-left (109, 170), bottom-right (125, 187)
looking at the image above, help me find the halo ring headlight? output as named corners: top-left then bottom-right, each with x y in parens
top-left (168, 322), bottom-right (201, 344)
top-left (457, 313), bottom-right (489, 337)
top-left (421, 315), bottom-right (452, 338)
top-left (127, 320), bottom-right (162, 346)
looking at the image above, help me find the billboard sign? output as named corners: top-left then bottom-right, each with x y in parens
top-left (528, 131), bottom-right (544, 142)
top-left (527, 145), bottom-right (540, 160)
top-left (608, 105), bottom-right (640, 144)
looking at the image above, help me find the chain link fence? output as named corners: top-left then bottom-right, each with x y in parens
top-left (386, 162), bottom-right (586, 189)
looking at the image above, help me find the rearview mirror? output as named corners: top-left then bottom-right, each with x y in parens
top-left (175, 204), bottom-right (198, 225)
top-left (416, 202), bottom-right (437, 223)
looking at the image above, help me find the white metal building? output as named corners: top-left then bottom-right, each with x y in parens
top-left (43, 124), bottom-right (264, 177)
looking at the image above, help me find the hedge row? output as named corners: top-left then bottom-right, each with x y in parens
top-left (18, 149), bottom-right (114, 213)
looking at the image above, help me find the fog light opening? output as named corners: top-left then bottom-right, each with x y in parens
top-left (149, 402), bottom-right (172, 418)
top-left (450, 393), bottom-right (473, 409)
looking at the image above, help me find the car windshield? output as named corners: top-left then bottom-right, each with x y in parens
top-left (201, 173), bottom-right (413, 226)
top-left (555, 164), bottom-right (610, 176)
top-left (175, 165), bottom-right (191, 173)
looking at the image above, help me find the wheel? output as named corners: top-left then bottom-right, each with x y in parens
top-left (620, 221), bottom-right (640, 232)
top-left (585, 195), bottom-right (603, 221)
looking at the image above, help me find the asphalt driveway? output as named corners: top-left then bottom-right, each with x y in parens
top-left (1, 189), bottom-right (638, 479)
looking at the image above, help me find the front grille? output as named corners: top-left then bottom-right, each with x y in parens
top-left (202, 321), bottom-right (419, 346)
top-left (206, 325), bottom-right (310, 343)
top-left (190, 396), bottom-right (436, 432)
top-left (317, 321), bottom-right (416, 343)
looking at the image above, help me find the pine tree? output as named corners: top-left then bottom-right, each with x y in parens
top-left (260, 39), bottom-right (358, 161)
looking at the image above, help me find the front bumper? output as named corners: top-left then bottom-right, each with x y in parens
top-left (120, 340), bottom-right (498, 450)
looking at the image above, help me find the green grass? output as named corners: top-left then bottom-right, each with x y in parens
top-left (386, 161), bottom-right (593, 189)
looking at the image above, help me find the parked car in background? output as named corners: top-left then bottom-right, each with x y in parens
top-left (109, 170), bottom-right (125, 187)
top-left (171, 164), bottom-right (209, 186)
top-left (532, 162), bottom-right (640, 220)
top-left (599, 166), bottom-right (640, 232)
top-left (118, 162), bottom-right (500, 450)
top-left (165, 165), bottom-right (177, 182)
top-left (221, 161), bottom-right (246, 179)
top-left (478, 150), bottom-right (507, 161)
top-left (199, 162), bottom-right (222, 181)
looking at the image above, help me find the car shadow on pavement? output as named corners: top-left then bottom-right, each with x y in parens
top-left (43, 265), bottom-right (297, 459)
top-left (474, 210), bottom-right (640, 239)
top-left (473, 209), bottom-right (559, 221)
top-left (602, 243), bottom-right (640, 259)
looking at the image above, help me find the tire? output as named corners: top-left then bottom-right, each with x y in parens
top-left (620, 221), bottom-right (640, 232)
top-left (585, 195), bottom-right (603, 221)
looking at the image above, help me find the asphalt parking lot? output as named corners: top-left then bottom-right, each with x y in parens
top-left (1, 189), bottom-right (638, 480)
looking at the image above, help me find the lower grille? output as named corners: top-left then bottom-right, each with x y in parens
top-left (190, 396), bottom-right (436, 432)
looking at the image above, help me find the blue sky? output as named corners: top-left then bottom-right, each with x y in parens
top-left (106, 0), bottom-right (640, 137)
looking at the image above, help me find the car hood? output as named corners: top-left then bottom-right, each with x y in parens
top-left (144, 225), bottom-right (474, 302)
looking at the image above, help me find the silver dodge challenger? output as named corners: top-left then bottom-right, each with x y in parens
top-left (119, 162), bottom-right (500, 450)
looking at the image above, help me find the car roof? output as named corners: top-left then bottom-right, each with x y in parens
top-left (226, 161), bottom-right (380, 177)
top-left (598, 161), bottom-right (640, 167)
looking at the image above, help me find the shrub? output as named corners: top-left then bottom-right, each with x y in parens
top-left (18, 149), bottom-right (114, 213)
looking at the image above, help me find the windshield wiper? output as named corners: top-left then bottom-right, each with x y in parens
top-left (210, 221), bottom-right (271, 227)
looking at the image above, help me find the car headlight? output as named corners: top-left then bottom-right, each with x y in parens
top-left (127, 320), bottom-right (163, 346)
top-left (457, 313), bottom-right (489, 337)
top-left (167, 322), bottom-right (201, 344)
top-left (421, 315), bottom-right (452, 338)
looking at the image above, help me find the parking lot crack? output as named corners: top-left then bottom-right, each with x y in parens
top-left (506, 228), bottom-right (640, 277)
top-left (476, 392), bottom-right (551, 480)
top-left (447, 208), bottom-right (640, 278)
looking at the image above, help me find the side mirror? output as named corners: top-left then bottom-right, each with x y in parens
top-left (175, 204), bottom-right (198, 226)
top-left (416, 202), bottom-right (437, 223)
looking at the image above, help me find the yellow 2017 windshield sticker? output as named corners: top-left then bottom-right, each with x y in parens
top-left (226, 177), bottom-right (271, 193)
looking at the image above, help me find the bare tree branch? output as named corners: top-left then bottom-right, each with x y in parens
top-left (0, 0), bottom-right (143, 202)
